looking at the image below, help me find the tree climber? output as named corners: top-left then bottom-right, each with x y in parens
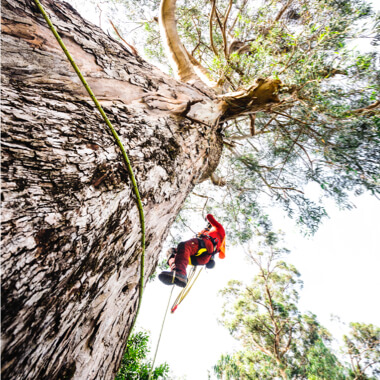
top-left (158, 214), bottom-right (226, 287)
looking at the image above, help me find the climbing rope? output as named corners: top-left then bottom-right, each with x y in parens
top-left (33, 0), bottom-right (146, 336)
top-left (148, 285), bottom-right (175, 380)
top-left (148, 266), bottom-right (203, 379)
top-left (171, 266), bottom-right (204, 313)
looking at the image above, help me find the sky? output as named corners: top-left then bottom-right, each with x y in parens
top-left (137, 193), bottom-right (380, 379)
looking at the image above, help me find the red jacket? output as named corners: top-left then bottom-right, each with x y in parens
top-left (200, 214), bottom-right (226, 259)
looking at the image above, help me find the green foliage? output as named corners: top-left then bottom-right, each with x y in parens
top-left (115, 331), bottom-right (170, 380)
top-left (213, 354), bottom-right (242, 380)
top-left (303, 339), bottom-right (347, 380)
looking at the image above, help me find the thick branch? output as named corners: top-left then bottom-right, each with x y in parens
top-left (159, 0), bottom-right (198, 82)
top-left (219, 78), bottom-right (281, 121)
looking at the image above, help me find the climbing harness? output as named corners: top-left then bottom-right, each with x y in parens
top-left (170, 266), bottom-right (204, 313)
top-left (189, 233), bottom-right (217, 266)
top-left (33, 0), bottom-right (146, 338)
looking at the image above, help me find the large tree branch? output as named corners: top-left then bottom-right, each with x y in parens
top-left (159, 0), bottom-right (198, 82)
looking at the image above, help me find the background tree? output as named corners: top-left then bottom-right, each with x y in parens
top-left (342, 322), bottom-right (380, 380)
top-left (216, 231), bottom-right (345, 379)
top-left (115, 331), bottom-right (170, 380)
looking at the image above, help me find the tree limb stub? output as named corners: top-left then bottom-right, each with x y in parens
top-left (218, 78), bottom-right (282, 121)
top-left (210, 172), bottom-right (227, 187)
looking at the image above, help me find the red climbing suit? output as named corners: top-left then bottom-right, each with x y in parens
top-left (174, 214), bottom-right (226, 276)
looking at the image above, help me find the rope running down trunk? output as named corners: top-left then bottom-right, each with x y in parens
top-left (32, 0), bottom-right (146, 339)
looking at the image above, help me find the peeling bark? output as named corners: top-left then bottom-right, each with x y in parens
top-left (1, 1), bottom-right (223, 379)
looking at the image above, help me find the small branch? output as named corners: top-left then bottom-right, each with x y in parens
top-left (191, 16), bottom-right (202, 56)
top-left (273, 129), bottom-right (303, 185)
top-left (228, 0), bottom-right (248, 36)
top-left (178, 214), bottom-right (197, 235)
top-left (202, 197), bottom-right (209, 219)
top-left (249, 114), bottom-right (256, 136)
top-left (280, 326), bottom-right (294, 358)
top-left (222, 0), bottom-right (233, 58)
top-left (192, 192), bottom-right (209, 199)
top-left (227, 145), bottom-right (303, 194)
top-left (97, 4), bottom-right (102, 28)
top-left (275, 0), bottom-right (293, 22)
top-left (108, 19), bottom-right (139, 56)
top-left (270, 110), bottom-right (323, 138)
top-left (278, 126), bottom-right (314, 170)
top-left (346, 100), bottom-right (380, 115)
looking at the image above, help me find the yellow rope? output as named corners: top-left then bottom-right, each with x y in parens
top-left (171, 266), bottom-right (204, 312)
top-left (33, 0), bottom-right (146, 339)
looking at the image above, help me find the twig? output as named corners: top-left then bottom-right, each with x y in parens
top-left (249, 114), bottom-right (256, 136)
top-left (273, 129), bottom-right (303, 185)
top-left (108, 18), bottom-right (139, 56)
top-left (275, 0), bottom-right (293, 22)
top-left (97, 4), bottom-right (102, 28)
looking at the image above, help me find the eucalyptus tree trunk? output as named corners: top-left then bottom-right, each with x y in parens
top-left (1, 1), bottom-right (223, 379)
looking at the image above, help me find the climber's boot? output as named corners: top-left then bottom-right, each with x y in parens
top-left (158, 270), bottom-right (187, 288)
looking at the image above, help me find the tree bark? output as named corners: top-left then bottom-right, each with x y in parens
top-left (1, 1), bottom-right (223, 379)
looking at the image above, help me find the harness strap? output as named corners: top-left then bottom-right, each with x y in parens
top-left (195, 238), bottom-right (208, 256)
top-left (196, 234), bottom-right (218, 254)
